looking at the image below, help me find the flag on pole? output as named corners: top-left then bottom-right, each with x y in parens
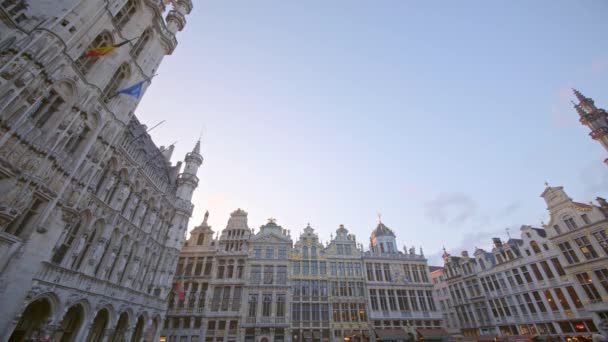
top-left (114, 80), bottom-right (146, 99)
top-left (174, 273), bottom-right (186, 300)
top-left (85, 38), bottom-right (135, 57)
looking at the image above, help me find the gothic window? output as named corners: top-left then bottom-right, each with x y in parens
top-left (133, 28), bottom-right (152, 58)
top-left (6, 195), bottom-right (44, 238)
top-left (31, 90), bottom-right (64, 129)
top-left (75, 31), bottom-right (113, 75)
top-left (52, 218), bottom-right (84, 264)
top-left (113, 0), bottom-right (137, 29)
top-left (64, 113), bottom-right (91, 155)
top-left (102, 63), bottom-right (130, 102)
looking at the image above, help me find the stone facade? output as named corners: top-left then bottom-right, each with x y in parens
top-left (433, 185), bottom-right (608, 340)
top-left (162, 213), bottom-right (443, 342)
top-left (0, 0), bottom-right (199, 340)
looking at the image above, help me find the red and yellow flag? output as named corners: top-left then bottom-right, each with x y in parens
top-left (174, 273), bottom-right (186, 300)
top-left (85, 39), bottom-right (133, 57)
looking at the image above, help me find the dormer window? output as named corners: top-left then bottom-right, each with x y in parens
top-left (196, 234), bottom-right (204, 245)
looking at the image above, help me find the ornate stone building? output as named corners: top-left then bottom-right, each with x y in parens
top-left (0, 0), bottom-right (199, 340)
top-left (161, 213), bottom-right (443, 342)
top-left (434, 186), bottom-right (608, 340)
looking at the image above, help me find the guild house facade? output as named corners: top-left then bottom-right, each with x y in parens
top-left (161, 211), bottom-right (445, 342)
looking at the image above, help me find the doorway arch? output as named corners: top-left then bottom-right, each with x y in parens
top-left (87, 309), bottom-right (110, 342)
top-left (8, 298), bottom-right (52, 341)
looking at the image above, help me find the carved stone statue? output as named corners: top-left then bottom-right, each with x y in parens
top-left (409, 246), bottom-right (415, 255)
top-left (114, 183), bottom-right (130, 209)
top-left (129, 258), bottom-right (141, 279)
top-left (1, 58), bottom-right (25, 80)
top-left (100, 175), bottom-right (117, 201)
top-left (72, 234), bottom-right (86, 257)
top-left (103, 248), bottom-right (119, 278)
top-left (91, 240), bottom-right (105, 264)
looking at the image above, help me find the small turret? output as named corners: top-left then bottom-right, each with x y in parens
top-left (166, 0), bottom-right (193, 34)
top-left (176, 139), bottom-right (203, 201)
top-left (572, 89), bottom-right (608, 166)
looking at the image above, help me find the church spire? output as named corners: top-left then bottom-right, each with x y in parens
top-left (192, 138), bottom-right (201, 155)
top-left (571, 89), bottom-right (608, 166)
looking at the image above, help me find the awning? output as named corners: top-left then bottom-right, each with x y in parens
top-left (375, 328), bottom-right (409, 340)
top-left (344, 330), bottom-right (369, 338)
top-left (416, 328), bottom-right (450, 340)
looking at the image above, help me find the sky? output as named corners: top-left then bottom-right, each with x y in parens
top-left (136, 1), bottom-right (608, 265)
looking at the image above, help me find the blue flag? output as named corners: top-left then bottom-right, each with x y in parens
top-left (115, 80), bottom-right (145, 98)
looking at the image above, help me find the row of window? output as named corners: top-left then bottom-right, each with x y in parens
top-left (558, 230), bottom-right (608, 264)
top-left (250, 265), bottom-right (288, 285)
top-left (176, 257), bottom-right (214, 276)
top-left (576, 268), bottom-right (608, 303)
top-left (332, 303), bottom-right (367, 322)
top-left (247, 293), bottom-right (286, 317)
top-left (252, 247), bottom-right (288, 259)
top-left (365, 263), bottom-right (429, 283)
top-left (369, 289), bottom-right (436, 312)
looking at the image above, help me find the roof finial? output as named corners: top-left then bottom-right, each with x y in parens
top-left (506, 227), bottom-right (511, 239)
top-left (544, 181), bottom-right (549, 187)
top-left (377, 212), bottom-right (382, 223)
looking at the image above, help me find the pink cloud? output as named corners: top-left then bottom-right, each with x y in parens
top-left (591, 58), bottom-right (608, 75)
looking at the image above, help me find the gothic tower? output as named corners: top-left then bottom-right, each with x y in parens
top-left (572, 89), bottom-right (608, 165)
top-left (0, 0), bottom-right (199, 340)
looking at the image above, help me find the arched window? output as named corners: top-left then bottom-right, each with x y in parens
top-left (302, 246), bottom-right (308, 258)
top-left (75, 31), bottom-right (113, 75)
top-left (72, 228), bottom-right (97, 270)
top-left (563, 216), bottom-right (578, 230)
top-left (52, 218), bottom-right (84, 264)
top-left (311, 246), bottom-right (317, 258)
top-left (102, 63), bottom-right (130, 102)
top-left (530, 241), bottom-right (541, 254)
top-left (113, 0), bottom-right (137, 29)
top-left (133, 28), bottom-right (152, 58)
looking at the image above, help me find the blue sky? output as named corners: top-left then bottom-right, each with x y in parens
top-left (137, 1), bottom-right (608, 265)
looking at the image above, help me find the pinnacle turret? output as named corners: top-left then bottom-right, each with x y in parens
top-left (192, 139), bottom-right (201, 155)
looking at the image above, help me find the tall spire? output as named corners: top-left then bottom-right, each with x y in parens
top-left (572, 88), bottom-right (588, 103)
top-left (193, 138), bottom-right (201, 155)
top-left (572, 88), bottom-right (597, 113)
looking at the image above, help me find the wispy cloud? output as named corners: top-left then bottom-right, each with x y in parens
top-left (424, 192), bottom-right (477, 225)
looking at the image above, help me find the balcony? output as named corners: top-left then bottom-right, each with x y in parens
top-left (244, 316), bottom-right (288, 326)
top-left (36, 262), bottom-right (165, 310)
